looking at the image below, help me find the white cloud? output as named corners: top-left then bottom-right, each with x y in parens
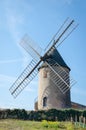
top-left (0, 57), bottom-right (31, 71)
top-left (24, 80), bottom-right (38, 92)
top-left (0, 73), bottom-right (37, 99)
top-left (5, 9), bottom-right (23, 43)
top-left (0, 74), bottom-right (16, 83)
top-left (4, 7), bottom-right (32, 68)
top-left (25, 87), bottom-right (36, 92)
top-left (4, 2), bottom-right (25, 45)
top-left (72, 86), bottom-right (86, 97)
top-left (4, 1), bottom-right (33, 44)
top-left (0, 58), bottom-right (23, 64)
top-left (3, 1), bottom-right (38, 70)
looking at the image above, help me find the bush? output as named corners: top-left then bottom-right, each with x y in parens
top-left (42, 120), bottom-right (48, 128)
top-left (42, 120), bottom-right (59, 128)
top-left (0, 108), bottom-right (86, 121)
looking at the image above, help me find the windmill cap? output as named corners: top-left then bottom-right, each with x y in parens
top-left (39, 48), bottom-right (70, 71)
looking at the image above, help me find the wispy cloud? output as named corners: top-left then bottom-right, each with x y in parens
top-left (0, 73), bottom-right (37, 93)
top-left (24, 79), bottom-right (38, 92)
top-left (4, 1), bottom-right (32, 44)
top-left (4, 4), bottom-right (32, 68)
top-left (3, 2), bottom-right (24, 57)
top-left (25, 87), bottom-right (36, 92)
top-left (0, 57), bottom-right (31, 70)
top-left (72, 86), bottom-right (86, 96)
top-left (5, 9), bottom-right (23, 43)
top-left (0, 58), bottom-right (23, 64)
top-left (0, 74), bottom-right (16, 83)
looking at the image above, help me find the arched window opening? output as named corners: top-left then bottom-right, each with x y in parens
top-left (43, 97), bottom-right (47, 107)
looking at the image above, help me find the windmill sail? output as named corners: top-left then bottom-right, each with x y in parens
top-left (44, 18), bottom-right (77, 53)
top-left (10, 18), bottom-right (77, 98)
top-left (45, 59), bottom-right (76, 94)
top-left (20, 34), bottom-right (42, 60)
top-left (44, 17), bottom-right (70, 52)
top-left (9, 59), bottom-right (41, 98)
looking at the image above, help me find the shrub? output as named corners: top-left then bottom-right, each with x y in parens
top-left (41, 120), bottom-right (48, 128)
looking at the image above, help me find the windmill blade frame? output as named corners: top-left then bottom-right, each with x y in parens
top-left (42, 19), bottom-right (75, 62)
top-left (10, 18), bottom-right (77, 98)
top-left (44, 17), bottom-right (70, 52)
top-left (56, 22), bottom-right (78, 48)
top-left (9, 59), bottom-right (41, 98)
top-left (45, 59), bottom-right (76, 94)
top-left (44, 18), bottom-right (77, 53)
top-left (20, 34), bottom-right (42, 60)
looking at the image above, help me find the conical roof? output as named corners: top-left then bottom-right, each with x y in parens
top-left (39, 48), bottom-right (70, 70)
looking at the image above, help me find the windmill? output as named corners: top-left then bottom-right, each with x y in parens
top-left (9, 18), bottom-right (77, 110)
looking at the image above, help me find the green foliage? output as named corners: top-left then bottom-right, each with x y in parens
top-left (42, 120), bottom-right (66, 129)
top-left (83, 110), bottom-right (86, 117)
top-left (58, 122), bottom-right (66, 129)
top-left (42, 120), bottom-right (49, 128)
top-left (0, 119), bottom-right (85, 130)
top-left (0, 108), bottom-right (86, 122)
top-left (0, 109), bottom-right (28, 120)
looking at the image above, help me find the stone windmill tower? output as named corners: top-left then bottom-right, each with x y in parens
top-left (38, 47), bottom-right (71, 110)
top-left (9, 18), bottom-right (77, 110)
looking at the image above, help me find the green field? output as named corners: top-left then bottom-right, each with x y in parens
top-left (0, 119), bottom-right (86, 130)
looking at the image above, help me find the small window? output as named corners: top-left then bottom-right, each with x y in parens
top-left (43, 97), bottom-right (47, 107)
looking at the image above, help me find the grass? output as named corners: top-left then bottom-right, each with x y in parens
top-left (0, 119), bottom-right (86, 130)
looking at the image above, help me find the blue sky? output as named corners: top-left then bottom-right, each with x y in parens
top-left (0, 0), bottom-right (86, 110)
